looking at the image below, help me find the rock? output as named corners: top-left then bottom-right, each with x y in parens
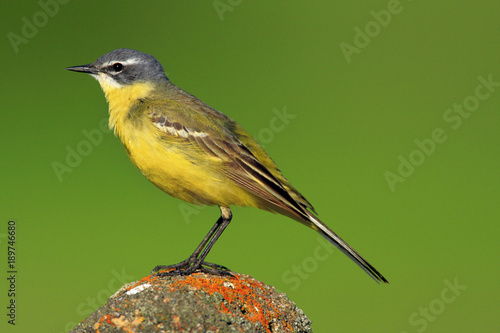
top-left (70, 272), bottom-right (312, 333)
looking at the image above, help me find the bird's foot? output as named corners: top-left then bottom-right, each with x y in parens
top-left (151, 258), bottom-right (232, 277)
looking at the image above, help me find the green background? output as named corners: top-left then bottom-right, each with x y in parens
top-left (1, 1), bottom-right (499, 332)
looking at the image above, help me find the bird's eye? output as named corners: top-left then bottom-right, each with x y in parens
top-left (112, 63), bottom-right (123, 72)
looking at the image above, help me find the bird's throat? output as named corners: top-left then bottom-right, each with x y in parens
top-left (98, 80), bottom-right (154, 136)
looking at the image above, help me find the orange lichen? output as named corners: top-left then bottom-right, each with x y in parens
top-left (120, 273), bottom-right (291, 331)
top-left (169, 273), bottom-right (280, 333)
top-left (124, 274), bottom-right (161, 292)
top-left (94, 314), bottom-right (114, 333)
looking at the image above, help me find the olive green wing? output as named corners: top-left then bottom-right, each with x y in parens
top-left (231, 122), bottom-right (317, 215)
top-left (142, 98), bottom-right (315, 222)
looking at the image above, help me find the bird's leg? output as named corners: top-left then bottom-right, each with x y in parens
top-left (152, 207), bottom-right (233, 276)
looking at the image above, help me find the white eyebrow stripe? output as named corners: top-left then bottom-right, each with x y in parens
top-left (100, 58), bottom-right (143, 68)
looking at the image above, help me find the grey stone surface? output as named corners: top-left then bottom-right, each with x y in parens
top-left (70, 272), bottom-right (312, 332)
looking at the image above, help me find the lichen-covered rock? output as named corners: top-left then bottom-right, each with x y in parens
top-left (70, 272), bottom-right (312, 333)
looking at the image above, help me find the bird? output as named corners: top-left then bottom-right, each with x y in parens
top-left (66, 48), bottom-right (388, 283)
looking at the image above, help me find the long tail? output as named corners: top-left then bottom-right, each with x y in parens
top-left (309, 214), bottom-right (388, 284)
top-left (219, 135), bottom-right (388, 283)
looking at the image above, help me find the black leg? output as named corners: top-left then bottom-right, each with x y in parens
top-left (151, 206), bottom-right (233, 276)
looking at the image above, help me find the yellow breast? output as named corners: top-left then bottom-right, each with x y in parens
top-left (96, 78), bottom-right (261, 208)
top-left (97, 77), bottom-right (154, 135)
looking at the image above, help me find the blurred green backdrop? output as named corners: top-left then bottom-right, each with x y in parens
top-left (1, 1), bottom-right (499, 332)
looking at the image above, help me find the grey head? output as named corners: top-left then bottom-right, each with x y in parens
top-left (66, 48), bottom-right (169, 86)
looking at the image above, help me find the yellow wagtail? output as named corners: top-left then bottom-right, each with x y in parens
top-left (66, 49), bottom-right (388, 283)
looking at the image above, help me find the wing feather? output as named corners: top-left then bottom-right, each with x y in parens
top-left (145, 99), bottom-right (312, 221)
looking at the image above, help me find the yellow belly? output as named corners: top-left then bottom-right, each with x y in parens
top-left (102, 82), bottom-right (261, 209)
top-left (119, 118), bottom-right (256, 208)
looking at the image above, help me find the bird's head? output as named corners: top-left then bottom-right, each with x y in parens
top-left (66, 48), bottom-right (169, 100)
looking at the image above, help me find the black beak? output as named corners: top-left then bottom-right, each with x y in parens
top-left (65, 64), bottom-right (98, 74)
